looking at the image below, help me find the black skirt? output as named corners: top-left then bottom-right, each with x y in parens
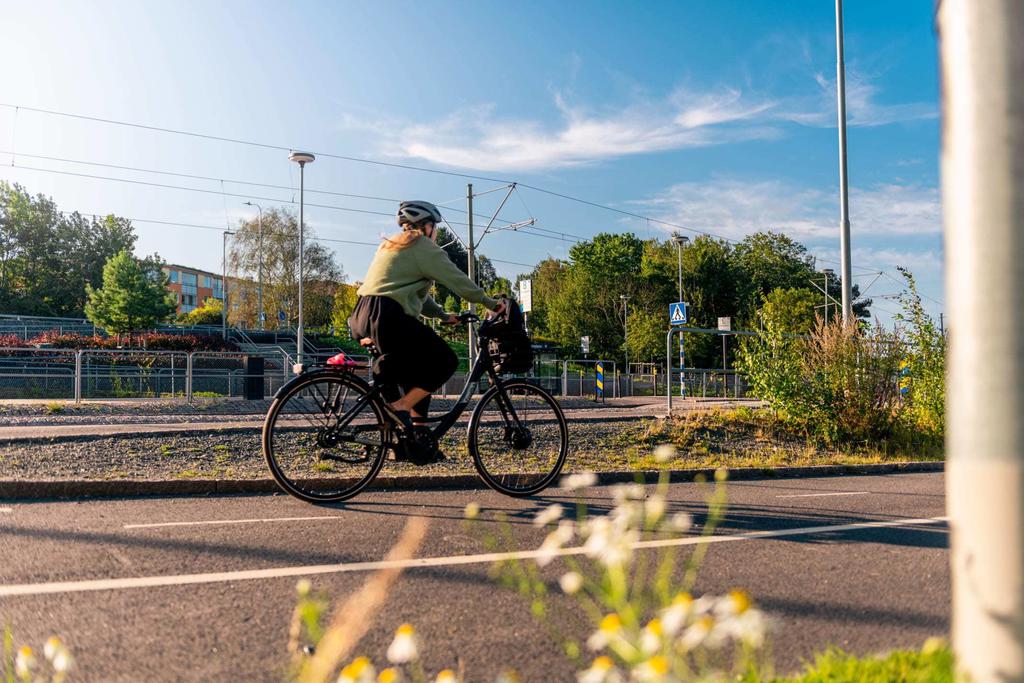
top-left (348, 295), bottom-right (458, 412)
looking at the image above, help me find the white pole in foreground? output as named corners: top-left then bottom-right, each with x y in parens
top-left (835, 0), bottom-right (853, 324)
top-left (941, 2), bottom-right (1024, 680)
top-left (289, 151), bottom-right (315, 371)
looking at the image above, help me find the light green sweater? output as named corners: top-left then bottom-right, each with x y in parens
top-left (357, 235), bottom-right (499, 319)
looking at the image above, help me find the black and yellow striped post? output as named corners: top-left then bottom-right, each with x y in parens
top-left (596, 361), bottom-right (605, 402)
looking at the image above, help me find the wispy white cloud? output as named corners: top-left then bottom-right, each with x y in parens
top-left (634, 178), bottom-right (941, 242)
top-left (344, 88), bottom-right (782, 172)
top-left (778, 73), bottom-right (937, 127)
top-left (339, 67), bottom-right (935, 172)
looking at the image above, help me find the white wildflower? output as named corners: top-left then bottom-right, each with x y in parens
top-left (729, 608), bottom-right (769, 648)
top-left (337, 656), bottom-right (376, 683)
top-left (653, 444), bottom-right (677, 463)
top-left (679, 616), bottom-right (714, 652)
top-left (562, 471), bottom-right (598, 490)
top-left (435, 670), bottom-right (458, 683)
top-left (533, 503), bottom-right (564, 527)
top-left (559, 571), bottom-right (583, 594)
top-left (43, 637), bottom-right (63, 661)
top-left (463, 502), bottom-right (480, 519)
top-left (586, 613), bottom-right (622, 651)
top-left (296, 578), bottom-right (312, 597)
top-left (632, 655), bottom-right (673, 682)
top-left (640, 618), bottom-right (663, 655)
top-left (577, 655), bottom-right (622, 683)
top-left (668, 512), bottom-right (692, 532)
top-left (15, 646), bottom-right (35, 678)
top-left (536, 520), bottom-right (575, 566)
top-left (714, 589), bottom-right (752, 618)
top-left (52, 647), bottom-right (74, 674)
top-left (386, 624), bottom-right (418, 664)
top-left (611, 483), bottom-right (646, 504)
top-left (661, 595), bottom-right (692, 637)
top-left (644, 495), bottom-right (667, 525)
top-left (377, 668), bottom-right (402, 683)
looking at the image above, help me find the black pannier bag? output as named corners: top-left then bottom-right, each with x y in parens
top-left (480, 297), bottom-right (534, 374)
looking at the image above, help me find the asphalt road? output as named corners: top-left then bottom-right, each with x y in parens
top-left (0, 472), bottom-right (948, 681)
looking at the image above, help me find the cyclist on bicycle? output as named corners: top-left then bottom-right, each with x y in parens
top-left (349, 200), bottom-right (505, 434)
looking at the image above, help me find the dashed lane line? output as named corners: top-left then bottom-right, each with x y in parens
top-left (775, 491), bottom-right (870, 499)
top-left (124, 515), bottom-right (344, 530)
top-left (0, 507), bottom-right (12, 513)
top-left (0, 515), bottom-right (948, 598)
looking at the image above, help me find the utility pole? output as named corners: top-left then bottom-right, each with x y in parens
top-left (835, 0), bottom-right (854, 324)
top-left (466, 183), bottom-right (476, 364)
top-left (940, 2), bottom-right (1024, 680)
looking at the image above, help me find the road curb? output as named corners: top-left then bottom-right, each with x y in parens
top-left (0, 461), bottom-right (944, 500)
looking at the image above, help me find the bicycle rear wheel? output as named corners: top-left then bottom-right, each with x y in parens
top-left (263, 370), bottom-right (387, 503)
top-left (468, 379), bottom-right (568, 497)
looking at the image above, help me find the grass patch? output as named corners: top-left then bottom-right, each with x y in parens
top-left (44, 401), bottom-right (65, 414)
top-left (577, 408), bottom-right (944, 472)
top-left (755, 643), bottom-right (953, 682)
top-left (174, 469), bottom-right (201, 479)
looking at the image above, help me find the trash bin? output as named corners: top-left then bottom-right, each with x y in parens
top-left (244, 356), bottom-right (265, 400)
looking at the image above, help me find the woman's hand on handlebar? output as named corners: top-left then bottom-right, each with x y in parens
top-left (441, 313), bottom-right (461, 325)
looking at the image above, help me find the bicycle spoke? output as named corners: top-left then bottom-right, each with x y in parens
top-left (264, 373), bottom-right (386, 503)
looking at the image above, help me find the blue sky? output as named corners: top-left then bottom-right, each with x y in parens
top-left (0, 0), bottom-right (942, 324)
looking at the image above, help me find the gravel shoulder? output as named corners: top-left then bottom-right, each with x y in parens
top-left (0, 412), bottom-right (941, 484)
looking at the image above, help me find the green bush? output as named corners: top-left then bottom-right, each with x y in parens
top-left (738, 319), bottom-right (903, 445)
top-left (895, 268), bottom-right (945, 436)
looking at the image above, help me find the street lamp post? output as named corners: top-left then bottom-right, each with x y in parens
top-left (620, 294), bottom-right (630, 376)
top-left (288, 151), bottom-right (315, 371)
top-left (243, 201), bottom-right (265, 330)
top-left (672, 233), bottom-right (690, 398)
top-left (221, 230), bottom-right (235, 340)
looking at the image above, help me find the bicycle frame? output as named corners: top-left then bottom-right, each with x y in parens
top-left (309, 329), bottom-right (524, 446)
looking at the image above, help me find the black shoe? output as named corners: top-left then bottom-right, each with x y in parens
top-left (383, 406), bottom-right (415, 433)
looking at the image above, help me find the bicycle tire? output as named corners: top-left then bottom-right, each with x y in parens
top-left (468, 379), bottom-right (569, 497)
top-left (263, 369), bottom-right (387, 504)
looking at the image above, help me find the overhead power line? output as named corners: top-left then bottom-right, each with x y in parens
top-left (0, 102), bottom-right (930, 294)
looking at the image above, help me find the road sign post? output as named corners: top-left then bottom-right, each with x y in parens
top-left (670, 302), bottom-right (688, 397)
top-left (596, 361), bottom-right (604, 402)
top-left (718, 317), bottom-right (731, 370)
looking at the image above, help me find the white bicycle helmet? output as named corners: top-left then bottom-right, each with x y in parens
top-left (397, 200), bottom-right (443, 227)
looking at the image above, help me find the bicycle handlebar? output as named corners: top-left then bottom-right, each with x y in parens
top-left (456, 311), bottom-right (480, 324)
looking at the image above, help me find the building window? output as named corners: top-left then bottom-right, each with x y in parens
top-left (202, 275), bottom-right (212, 288)
top-left (168, 269), bottom-right (178, 283)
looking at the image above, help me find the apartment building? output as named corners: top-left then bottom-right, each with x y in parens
top-left (162, 264), bottom-right (223, 315)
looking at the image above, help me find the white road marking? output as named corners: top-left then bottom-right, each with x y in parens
top-left (0, 515), bottom-right (948, 598)
top-left (775, 491), bottom-right (870, 499)
top-left (0, 507), bottom-right (12, 513)
top-left (124, 515), bottom-right (344, 530)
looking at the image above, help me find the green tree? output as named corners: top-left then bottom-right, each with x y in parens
top-left (0, 182), bottom-right (136, 316)
top-left (179, 297), bottom-right (223, 326)
top-left (329, 283), bottom-right (359, 337)
top-left (228, 207), bottom-right (344, 329)
top-left (758, 287), bottom-right (818, 335)
top-left (85, 250), bottom-right (176, 344)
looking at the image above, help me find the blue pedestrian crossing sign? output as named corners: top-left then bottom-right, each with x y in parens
top-left (669, 302), bottom-right (688, 325)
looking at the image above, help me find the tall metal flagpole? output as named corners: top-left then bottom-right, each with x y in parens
top-left (835, 0), bottom-right (853, 324)
top-left (940, 2), bottom-right (1024, 680)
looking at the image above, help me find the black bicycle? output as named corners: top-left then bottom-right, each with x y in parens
top-left (262, 313), bottom-right (569, 503)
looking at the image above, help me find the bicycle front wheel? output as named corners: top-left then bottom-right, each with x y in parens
top-left (263, 370), bottom-right (387, 504)
top-left (468, 379), bottom-right (569, 497)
